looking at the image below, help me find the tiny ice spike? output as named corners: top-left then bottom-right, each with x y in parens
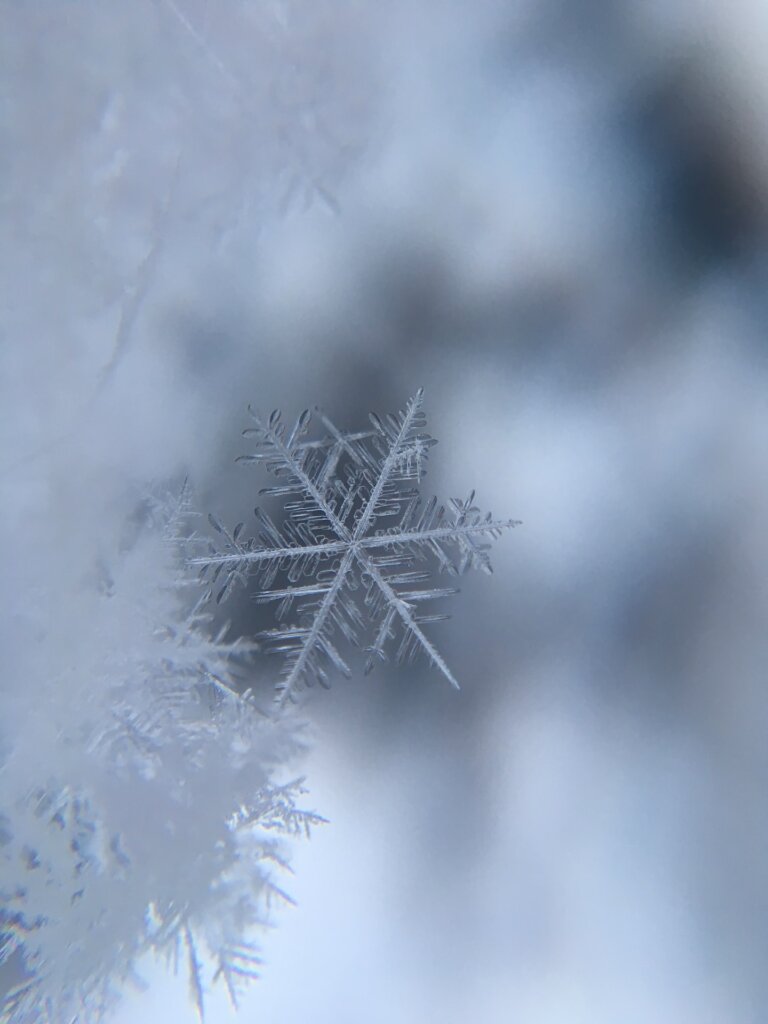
top-left (194, 389), bottom-right (520, 705)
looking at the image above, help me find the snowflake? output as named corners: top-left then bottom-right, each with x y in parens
top-left (0, 485), bottom-right (316, 1024)
top-left (194, 389), bottom-right (520, 705)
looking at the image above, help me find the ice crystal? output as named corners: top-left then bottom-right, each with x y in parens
top-left (195, 389), bottom-right (520, 705)
top-left (0, 487), bottom-right (316, 1024)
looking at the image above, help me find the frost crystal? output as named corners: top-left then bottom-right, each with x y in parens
top-left (0, 487), bottom-right (317, 1024)
top-left (195, 389), bottom-right (520, 704)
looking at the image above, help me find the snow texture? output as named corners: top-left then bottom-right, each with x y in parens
top-left (194, 389), bottom-right (520, 705)
top-left (0, 489), bottom-right (322, 1024)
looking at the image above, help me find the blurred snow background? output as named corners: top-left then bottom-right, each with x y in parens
top-left (4, 1), bottom-right (768, 1021)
